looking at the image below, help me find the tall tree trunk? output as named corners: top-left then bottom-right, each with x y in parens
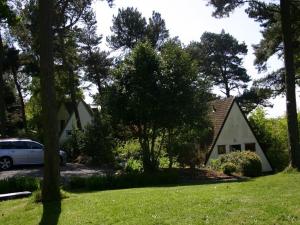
top-left (38, 0), bottom-right (61, 201)
top-left (0, 32), bottom-right (7, 136)
top-left (11, 68), bottom-right (27, 131)
top-left (280, 0), bottom-right (300, 169)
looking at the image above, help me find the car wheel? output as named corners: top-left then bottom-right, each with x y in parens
top-left (0, 157), bottom-right (13, 170)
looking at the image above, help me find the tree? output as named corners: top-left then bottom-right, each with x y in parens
top-left (187, 30), bottom-right (250, 97)
top-left (237, 86), bottom-right (273, 114)
top-left (3, 47), bottom-right (29, 130)
top-left (108, 42), bottom-right (162, 171)
top-left (146, 11), bottom-right (169, 49)
top-left (38, 0), bottom-right (60, 201)
top-left (107, 41), bottom-right (209, 171)
top-left (107, 7), bottom-right (147, 50)
top-left (79, 10), bottom-right (113, 96)
top-left (107, 7), bottom-right (169, 51)
top-left (0, 0), bottom-right (17, 136)
top-left (207, 0), bottom-right (300, 169)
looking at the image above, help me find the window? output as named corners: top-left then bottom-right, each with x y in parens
top-left (12, 141), bottom-right (29, 149)
top-left (245, 143), bottom-right (256, 152)
top-left (217, 145), bottom-right (226, 154)
top-left (0, 142), bottom-right (13, 149)
top-left (230, 144), bottom-right (241, 152)
top-left (28, 142), bottom-right (43, 149)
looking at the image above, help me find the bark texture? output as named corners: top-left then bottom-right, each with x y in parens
top-left (280, 0), bottom-right (300, 169)
top-left (38, 0), bottom-right (61, 201)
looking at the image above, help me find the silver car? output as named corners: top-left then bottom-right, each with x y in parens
top-left (0, 138), bottom-right (67, 170)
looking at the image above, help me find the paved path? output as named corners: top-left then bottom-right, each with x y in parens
top-left (0, 163), bottom-right (108, 180)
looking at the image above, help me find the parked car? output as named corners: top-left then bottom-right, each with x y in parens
top-left (0, 138), bottom-right (67, 170)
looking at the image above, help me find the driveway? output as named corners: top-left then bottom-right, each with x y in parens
top-left (0, 163), bottom-right (108, 180)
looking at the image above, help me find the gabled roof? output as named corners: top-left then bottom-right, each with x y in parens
top-left (205, 97), bottom-right (273, 170)
top-left (58, 98), bottom-right (94, 117)
top-left (207, 97), bottom-right (235, 151)
top-left (58, 98), bottom-right (94, 137)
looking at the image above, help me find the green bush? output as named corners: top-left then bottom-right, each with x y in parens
top-left (66, 171), bottom-right (180, 191)
top-left (212, 151), bottom-right (262, 177)
top-left (222, 162), bottom-right (237, 175)
top-left (60, 129), bottom-right (85, 160)
top-left (0, 177), bottom-right (40, 194)
top-left (240, 151), bottom-right (262, 177)
top-left (125, 158), bottom-right (143, 173)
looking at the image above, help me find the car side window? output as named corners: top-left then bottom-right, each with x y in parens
top-left (28, 142), bottom-right (43, 149)
top-left (13, 141), bottom-right (30, 149)
top-left (0, 142), bottom-right (12, 149)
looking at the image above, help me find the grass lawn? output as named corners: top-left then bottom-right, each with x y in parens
top-left (0, 172), bottom-right (299, 225)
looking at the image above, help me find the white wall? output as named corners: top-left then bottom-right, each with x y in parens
top-left (59, 101), bottom-right (93, 143)
top-left (207, 102), bottom-right (272, 172)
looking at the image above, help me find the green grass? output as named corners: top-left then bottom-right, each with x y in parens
top-left (0, 172), bottom-right (300, 225)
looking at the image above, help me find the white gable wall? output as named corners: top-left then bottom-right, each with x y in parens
top-left (59, 101), bottom-right (93, 143)
top-left (207, 102), bottom-right (272, 172)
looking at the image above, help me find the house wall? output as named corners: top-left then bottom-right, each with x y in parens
top-left (207, 102), bottom-right (272, 172)
top-left (59, 101), bottom-right (93, 143)
top-left (57, 104), bottom-right (70, 133)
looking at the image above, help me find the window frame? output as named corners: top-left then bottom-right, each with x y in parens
top-left (245, 143), bottom-right (256, 152)
top-left (217, 145), bottom-right (226, 155)
top-left (230, 144), bottom-right (241, 152)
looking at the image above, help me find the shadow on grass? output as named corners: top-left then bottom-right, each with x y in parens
top-left (39, 200), bottom-right (61, 225)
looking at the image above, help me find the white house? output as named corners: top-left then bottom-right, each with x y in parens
top-left (57, 99), bottom-right (94, 143)
top-left (205, 97), bottom-right (272, 172)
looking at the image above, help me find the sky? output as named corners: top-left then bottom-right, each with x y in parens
top-left (91, 0), bottom-right (295, 118)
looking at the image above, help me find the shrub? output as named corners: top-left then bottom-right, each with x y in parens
top-left (60, 129), bottom-right (85, 160)
top-left (125, 158), bottom-right (143, 173)
top-left (0, 177), bottom-right (40, 194)
top-left (66, 170), bottom-right (180, 191)
top-left (212, 151), bottom-right (262, 177)
top-left (83, 114), bottom-right (115, 166)
top-left (240, 151), bottom-right (262, 177)
top-left (222, 162), bottom-right (237, 175)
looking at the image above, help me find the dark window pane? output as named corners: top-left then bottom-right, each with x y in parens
top-left (217, 145), bottom-right (226, 154)
top-left (230, 144), bottom-right (241, 152)
top-left (245, 143), bottom-right (256, 152)
top-left (28, 142), bottom-right (43, 149)
top-left (13, 141), bottom-right (29, 149)
top-left (0, 142), bottom-right (12, 149)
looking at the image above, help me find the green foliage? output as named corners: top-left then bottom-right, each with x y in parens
top-left (212, 151), bottom-right (262, 177)
top-left (83, 114), bottom-right (115, 165)
top-left (0, 177), bottom-right (40, 194)
top-left (221, 162), bottom-right (237, 175)
top-left (240, 151), bottom-right (262, 177)
top-left (61, 129), bottom-right (85, 160)
top-left (115, 139), bottom-right (141, 161)
top-left (66, 171), bottom-right (180, 191)
top-left (107, 41), bottom-right (209, 171)
top-left (125, 158), bottom-right (143, 173)
top-left (249, 108), bottom-right (289, 171)
top-left (187, 30), bottom-right (249, 97)
top-left (107, 7), bottom-right (169, 50)
top-left (61, 114), bottom-right (115, 166)
top-left (237, 86), bottom-right (273, 114)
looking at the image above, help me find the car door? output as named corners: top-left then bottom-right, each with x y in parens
top-left (12, 141), bottom-right (31, 164)
top-left (27, 141), bottom-right (44, 164)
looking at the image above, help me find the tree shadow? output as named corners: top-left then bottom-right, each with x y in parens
top-left (39, 200), bottom-right (61, 225)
